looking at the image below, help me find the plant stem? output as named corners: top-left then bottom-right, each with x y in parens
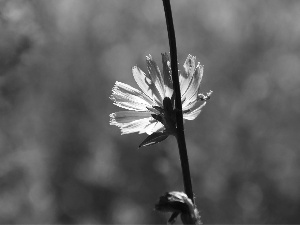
top-left (162, 0), bottom-right (194, 203)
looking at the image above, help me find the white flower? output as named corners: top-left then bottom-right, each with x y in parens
top-left (110, 53), bottom-right (211, 140)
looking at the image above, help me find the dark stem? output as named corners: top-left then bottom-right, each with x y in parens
top-left (162, 0), bottom-right (194, 203)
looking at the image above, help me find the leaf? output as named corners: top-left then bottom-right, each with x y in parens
top-left (139, 132), bottom-right (169, 148)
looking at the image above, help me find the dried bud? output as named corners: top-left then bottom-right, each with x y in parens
top-left (155, 191), bottom-right (202, 225)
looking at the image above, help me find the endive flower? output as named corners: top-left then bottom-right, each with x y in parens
top-left (110, 53), bottom-right (211, 147)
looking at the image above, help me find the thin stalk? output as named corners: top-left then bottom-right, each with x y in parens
top-left (162, 0), bottom-right (194, 203)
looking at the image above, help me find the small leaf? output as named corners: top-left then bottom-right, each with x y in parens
top-left (139, 132), bottom-right (169, 148)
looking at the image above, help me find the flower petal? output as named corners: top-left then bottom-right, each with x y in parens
top-left (183, 101), bottom-right (206, 120)
top-left (110, 111), bottom-right (152, 124)
top-left (162, 53), bottom-right (173, 98)
top-left (183, 91), bottom-right (212, 112)
top-left (141, 120), bottom-right (164, 135)
top-left (110, 81), bottom-right (153, 111)
top-left (182, 63), bottom-right (203, 108)
top-left (132, 66), bottom-right (163, 106)
top-left (182, 98), bottom-right (199, 112)
top-left (180, 55), bottom-right (195, 97)
top-left (146, 55), bottom-right (165, 100)
top-left (115, 117), bottom-right (153, 135)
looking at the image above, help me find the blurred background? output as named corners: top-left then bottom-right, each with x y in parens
top-left (0, 0), bottom-right (300, 224)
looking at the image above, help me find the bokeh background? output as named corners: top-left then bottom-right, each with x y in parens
top-left (0, 0), bottom-right (300, 224)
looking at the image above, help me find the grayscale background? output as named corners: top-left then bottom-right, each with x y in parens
top-left (0, 0), bottom-right (299, 224)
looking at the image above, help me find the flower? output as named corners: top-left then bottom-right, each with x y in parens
top-left (110, 53), bottom-right (211, 147)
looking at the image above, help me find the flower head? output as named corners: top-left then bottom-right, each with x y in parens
top-left (110, 53), bottom-right (211, 147)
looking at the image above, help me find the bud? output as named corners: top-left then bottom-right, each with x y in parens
top-left (155, 191), bottom-right (202, 225)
